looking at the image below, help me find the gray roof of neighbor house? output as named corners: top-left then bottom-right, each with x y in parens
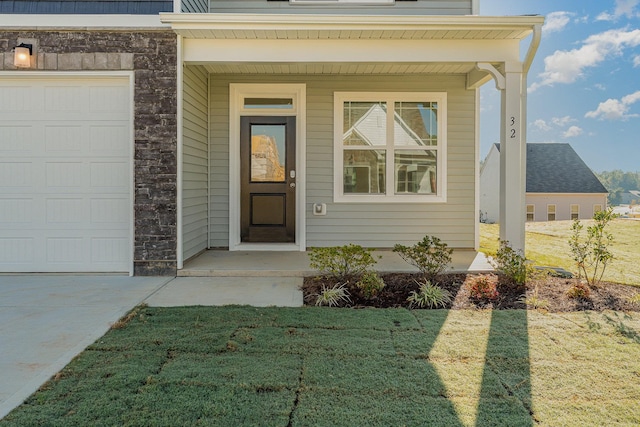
top-left (494, 143), bottom-right (608, 194)
top-left (0, 0), bottom-right (172, 14)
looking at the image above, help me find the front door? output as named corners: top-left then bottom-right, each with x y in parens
top-left (240, 116), bottom-right (296, 243)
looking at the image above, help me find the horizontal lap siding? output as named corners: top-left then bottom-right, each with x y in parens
top-left (182, 65), bottom-right (209, 260)
top-left (208, 74), bottom-right (476, 249)
top-left (209, 79), bottom-right (230, 247)
top-left (208, 0), bottom-right (473, 15)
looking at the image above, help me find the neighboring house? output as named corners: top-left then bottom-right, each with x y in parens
top-left (620, 190), bottom-right (640, 205)
top-left (0, 0), bottom-right (544, 275)
top-left (480, 143), bottom-right (608, 223)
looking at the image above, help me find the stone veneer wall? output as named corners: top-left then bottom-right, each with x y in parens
top-left (0, 30), bottom-right (178, 275)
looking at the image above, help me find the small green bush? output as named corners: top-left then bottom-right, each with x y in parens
top-left (407, 280), bottom-right (452, 309)
top-left (393, 235), bottom-right (453, 282)
top-left (315, 284), bottom-right (351, 307)
top-left (490, 240), bottom-right (531, 286)
top-left (568, 208), bottom-right (617, 287)
top-left (356, 271), bottom-right (385, 299)
top-left (308, 244), bottom-right (378, 279)
top-left (466, 274), bottom-right (499, 302)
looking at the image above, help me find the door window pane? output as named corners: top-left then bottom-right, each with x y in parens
top-left (244, 98), bottom-right (293, 109)
top-left (343, 150), bottom-right (386, 194)
top-left (251, 124), bottom-right (286, 182)
top-left (394, 150), bottom-right (437, 194)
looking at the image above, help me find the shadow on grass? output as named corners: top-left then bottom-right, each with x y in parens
top-left (476, 310), bottom-right (533, 427)
top-left (292, 309), bottom-right (466, 426)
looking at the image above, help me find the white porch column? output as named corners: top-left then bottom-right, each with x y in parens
top-left (499, 61), bottom-right (526, 251)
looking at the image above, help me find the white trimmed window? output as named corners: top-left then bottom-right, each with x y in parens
top-left (594, 204), bottom-right (603, 215)
top-left (333, 92), bottom-right (447, 203)
top-left (526, 204), bottom-right (534, 222)
top-left (547, 204), bottom-right (556, 221)
top-left (570, 204), bottom-right (579, 220)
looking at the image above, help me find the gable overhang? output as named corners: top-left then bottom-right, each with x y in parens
top-left (160, 13), bottom-right (544, 77)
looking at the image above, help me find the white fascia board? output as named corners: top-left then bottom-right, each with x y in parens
top-left (0, 14), bottom-right (168, 29)
top-left (160, 13), bottom-right (544, 34)
top-left (183, 38), bottom-right (520, 63)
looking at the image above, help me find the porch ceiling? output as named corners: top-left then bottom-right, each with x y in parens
top-left (199, 61), bottom-right (479, 75)
top-left (161, 13), bottom-right (543, 41)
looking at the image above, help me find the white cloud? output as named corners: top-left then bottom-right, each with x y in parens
top-left (596, 0), bottom-right (640, 21)
top-left (594, 83), bottom-right (607, 91)
top-left (563, 126), bottom-right (584, 138)
top-left (633, 55), bottom-right (640, 67)
top-left (543, 11), bottom-right (573, 33)
top-left (551, 116), bottom-right (574, 127)
top-left (585, 90), bottom-right (640, 120)
top-left (533, 119), bottom-right (552, 131)
top-left (530, 28), bottom-right (640, 91)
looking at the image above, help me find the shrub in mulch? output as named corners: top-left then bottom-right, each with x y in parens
top-left (302, 272), bottom-right (640, 312)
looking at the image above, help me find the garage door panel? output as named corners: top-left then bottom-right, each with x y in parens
top-left (45, 125), bottom-right (85, 152)
top-left (0, 238), bottom-right (35, 264)
top-left (0, 125), bottom-right (35, 152)
top-left (90, 125), bottom-right (130, 153)
top-left (0, 198), bottom-right (35, 223)
top-left (0, 86), bottom-right (31, 112)
top-left (0, 75), bottom-right (132, 272)
top-left (0, 162), bottom-right (34, 188)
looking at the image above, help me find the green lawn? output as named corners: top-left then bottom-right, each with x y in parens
top-left (480, 219), bottom-right (640, 286)
top-left (3, 306), bottom-right (640, 426)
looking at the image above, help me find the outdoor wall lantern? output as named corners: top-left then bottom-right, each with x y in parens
top-left (13, 43), bottom-right (33, 68)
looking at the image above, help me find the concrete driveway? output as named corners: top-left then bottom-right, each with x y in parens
top-left (0, 275), bottom-right (171, 419)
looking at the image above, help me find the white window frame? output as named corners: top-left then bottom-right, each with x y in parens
top-left (594, 204), bottom-right (603, 215)
top-left (570, 204), bottom-right (579, 220)
top-left (333, 91), bottom-right (447, 203)
top-left (526, 204), bottom-right (534, 222)
top-left (547, 204), bottom-right (556, 221)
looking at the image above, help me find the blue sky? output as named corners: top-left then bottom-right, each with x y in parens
top-left (480, 0), bottom-right (640, 172)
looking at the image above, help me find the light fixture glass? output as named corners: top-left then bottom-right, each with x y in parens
top-left (14, 44), bottom-right (32, 68)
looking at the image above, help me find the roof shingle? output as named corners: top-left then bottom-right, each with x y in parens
top-left (495, 143), bottom-right (608, 194)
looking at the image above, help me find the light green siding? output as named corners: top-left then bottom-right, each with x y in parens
top-left (208, 0), bottom-right (473, 15)
top-left (209, 74), bottom-right (477, 249)
top-left (182, 65), bottom-right (209, 260)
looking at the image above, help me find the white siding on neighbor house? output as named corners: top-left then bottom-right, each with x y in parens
top-left (209, 74), bottom-right (477, 249)
top-left (182, 0), bottom-right (208, 13)
top-left (526, 194), bottom-right (608, 222)
top-left (479, 144), bottom-right (500, 223)
top-left (208, 0), bottom-right (473, 15)
top-left (183, 65), bottom-right (209, 261)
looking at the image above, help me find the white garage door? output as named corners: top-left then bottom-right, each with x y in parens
top-left (0, 75), bottom-right (132, 272)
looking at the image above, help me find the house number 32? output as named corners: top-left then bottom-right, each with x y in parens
top-left (509, 116), bottom-right (516, 139)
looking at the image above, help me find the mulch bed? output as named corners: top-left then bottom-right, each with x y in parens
top-left (302, 273), bottom-right (640, 312)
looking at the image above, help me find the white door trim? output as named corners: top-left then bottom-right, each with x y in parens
top-left (229, 83), bottom-right (306, 251)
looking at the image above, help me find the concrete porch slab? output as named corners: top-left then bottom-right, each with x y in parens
top-left (179, 249), bottom-right (493, 277)
top-left (145, 276), bottom-right (304, 308)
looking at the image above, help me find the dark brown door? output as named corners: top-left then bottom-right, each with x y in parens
top-left (240, 116), bottom-right (296, 243)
